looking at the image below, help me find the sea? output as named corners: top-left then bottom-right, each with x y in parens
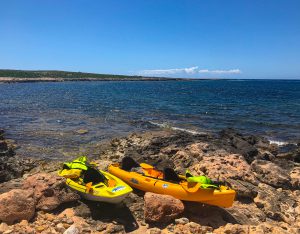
top-left (0, 79), bottom-right (299, 158)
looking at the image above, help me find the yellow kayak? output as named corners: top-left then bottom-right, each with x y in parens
top-left (108, 158), bottom-right (236, 208)
top-left (58, 157), bottom-right (132, 203)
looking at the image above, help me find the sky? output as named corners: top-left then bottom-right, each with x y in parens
top-left (0, 0), bottom-right (300, 79)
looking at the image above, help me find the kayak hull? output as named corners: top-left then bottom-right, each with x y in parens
top-left (64, 170), bottom-right (132, 204)
top-left (71, 188), bottom-right (130, 204)
top-left (108, 164), bottom-right (236, 208)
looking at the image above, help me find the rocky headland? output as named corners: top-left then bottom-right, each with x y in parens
top-left (0, 128), bottom-right (300, 234)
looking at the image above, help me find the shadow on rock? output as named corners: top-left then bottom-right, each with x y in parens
top-left (81, 200), bottom-right (139, 232)
top-left (183, 202), bottom-right (238, 229)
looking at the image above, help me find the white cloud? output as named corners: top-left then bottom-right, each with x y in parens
top-left (199, 69), bottom-right (241, 74)
top-left (140, 66), bottom-right (199, 75)
top-left (138, 67), bottom-right (241, 76)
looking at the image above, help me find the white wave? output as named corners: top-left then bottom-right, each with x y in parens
top-left (268, 140), bottom-right (289, 146)
top-left (148, 121), bottom-right (206, 135)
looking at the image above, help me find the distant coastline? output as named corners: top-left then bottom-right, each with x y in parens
top-left (0, 69), bottom-right (231, 83)
top-left (0, 76), bottom-right (188, 83)
top-left (0, 69), bottom-right (195, 83)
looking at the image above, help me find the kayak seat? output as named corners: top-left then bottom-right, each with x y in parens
top-left (143, 168), bottom-right (164, 179)
top-left (163, 168), bottom-right (181, 183)
top-left (83, 166), bottom-right (107, 185)
top-left (121, 156), bottom-right (140, 171)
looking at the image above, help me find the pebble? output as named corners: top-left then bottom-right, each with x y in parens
top-left (19, 220), bottom-right (29, 226)
top-left (96, 224), bottom-right (107, 232)
top-left (66, 218), bottom-right (74, 225)
top-left (167, 223), bottom-right (175, 232)
top-left (175, 217), bottom-right (189, 225)
top-left (81, 222), bottom-right (90, 228)
top-left (140, 221), bottom-right (147, 226)
top-left (45, 213), bottom-right (55, 222)
top-left (22, 173), bottom-right (30, 179)
top-left (63, 225), bottom-right (79, 234)
top-left (105, 224), bottom-right (124, 233)
top-left (82, 227), bottom-right (91, 233)
top-left (147, 228), bottom-right (162, 234)
top-left (24, 226), bottom-right (35, 234)
top-left (0, 223), bottom-right (9, 233)
top-left (86, 219), bottom-right (96, 225)
top-left (56, 223), bottom-right (66, 233)
top-left (63, 223), bottom-right (70, 229)
top-left (3, 230), bottom-right (13, 234)
top-left (53, 219), bottom-right (60, 225)
top-left (48, 227), bottom-right (58, 234)
top-left (36, 225), bottom-right (46, 232)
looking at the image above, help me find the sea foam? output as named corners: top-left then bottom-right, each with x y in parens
top-left (148, 121), bottom-right (207, 135)
top-left (268, 140), bottom-right (289, 146)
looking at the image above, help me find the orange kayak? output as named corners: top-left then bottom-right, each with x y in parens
top-left (108, 163), bottom-right (236, 208)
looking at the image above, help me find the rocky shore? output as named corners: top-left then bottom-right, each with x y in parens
top-left (0, 128), bottom-right (300, 233)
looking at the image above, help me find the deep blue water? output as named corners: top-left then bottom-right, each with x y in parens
top-left (0, 80), bottom-right (299, 158)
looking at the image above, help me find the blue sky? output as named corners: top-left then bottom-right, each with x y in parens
top-left (0, 1), bottom-right (299, 79)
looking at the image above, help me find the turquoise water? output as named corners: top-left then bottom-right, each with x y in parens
top-left (0, 80), bottom-right (299, 158)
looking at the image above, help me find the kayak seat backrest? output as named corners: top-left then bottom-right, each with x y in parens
top-left (83, 167), bottom-right (107, 185)
top-left (163, 168), bottom-right (181, 183)
top-left (121, 156), bottom-right (140, 171)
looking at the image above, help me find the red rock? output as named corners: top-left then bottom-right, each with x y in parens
top-left (226, 201), bottom-right (266, 225)
top-left (23, 173), bottom-right (79, 211)
top-left (144, 192), bottom-right (184, 223)
top-left (71, 216), bottom-right (87, 226)
top-left (0, 189), bottom-right (35, 224)
top-left (213, 222), bottom-right (299, 234)
top-left (226, 179), bottom-right (258, 199)
top-left (191, 154), bottom-right (258, 184)
top-left (58, 208), bottom-right (76, 218)
top-left (171, 150), bottom-right (194, 172)
top-left (290, 167), bottom-right (300, 189)
top-left (186, 142), bottom-right (209, 158)
top-left (254, 183), bottom-right (299, 225)
top-left (170, 142), bottom-right (210, 173)
top-left (36, 196), bottom-right (61, 211)
top-left (251, 160), bottom-right (291, 188)
top-left (213, 224), bottom-right (250, 234)
top-left (174, 222), bottom-right (211, 234)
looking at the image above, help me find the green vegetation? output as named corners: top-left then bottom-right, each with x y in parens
top-left (0, 69), bottom-right (144, 79)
